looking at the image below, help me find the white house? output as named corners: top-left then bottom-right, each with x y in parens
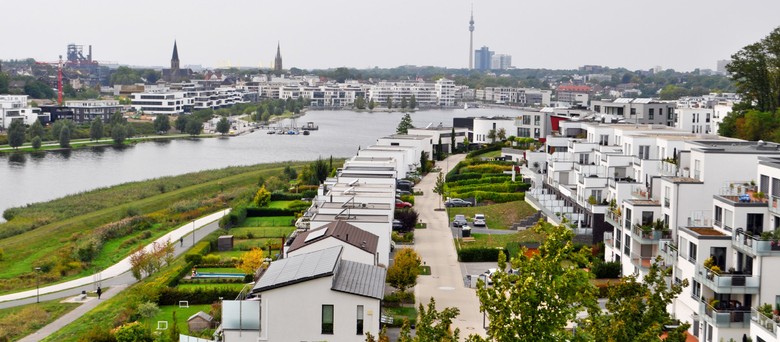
top-left (221, 246), bottom-right (385, 342)
top-left (285, 220), bottom-right (379, 266)
top-left (130, 90), bottom-right (192, 115)
top-left (472, 117), bottom-right (517, 144)
top-left (0, 95), bottom-right (40, 129)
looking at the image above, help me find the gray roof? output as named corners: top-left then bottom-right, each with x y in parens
top-left (287, 220), bottom-right (379, 255)
top-left (188, 311), bottom-right (213, 322)
top-left (252, 246), bottom-right (342, 293)
top-left (331, 260), bottom-right (386, 300)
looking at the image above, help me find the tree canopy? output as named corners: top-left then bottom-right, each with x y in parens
top-left (396, 113), bottom-right (414, 134)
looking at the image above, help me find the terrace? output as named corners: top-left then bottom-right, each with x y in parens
top-left (731, 230), bottom-right (780, 256)
top-left (694, 265), bottom-right (760, 294)
top-left (698, 300), bottom-right (750, 328)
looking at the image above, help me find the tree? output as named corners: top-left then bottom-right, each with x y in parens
top-left (29, 119), bottom-right (44, 139)
top-left (487, 129), bottom-right (496, 144)
top-left (31, 136), bottom-right (41, 149)
top-left (400, 96), bottom-right (408, 110)
top-left (113, 321), bottom-right (152, 342)
top-left (311, 157), bottom-right (329, 184)
top-left (409, 94), bottom-right (417, 109)
top-left (727, 32), bottom-right (779, 113)
top-left (368, 99), bottom-right (376, 111)
top-left (497, 128), bottom-right (506, 141)
top-left (112, 124), bottom-right (127, 145)
top-left (436, 136), bottom-right (444, 161)
top-left (7, 120), bottom-right (26, 149)
top-left (216, 117), bottom-right (230, 135)
top-left (579, 257), bottom-right (690, 342)
top-left (386, 248), bottom-right (421, 292)
top-left (386, 95), bottom-right (393, 109)
top-left (253, 185), bottom-right (271, 207)
top-left (237, 248), bottom-right (265, 275)
top-left (0, 72), bottom-right (8, 94)
top-left (413, 298), bottom-right (460, 342)
top-left (467, 221), bottom-right (598, 342)
top-left (169, 310), bottom-right (181, 342)
top-left (419, 151), bottom-right (430, 174)
top-left (109, 111), bottom-right (126, 126)
top-left (185, 119), bottom-right (202, 136)
top-left (396, 113), bottom-right (414, 134)
top-left (365, 326), bottom-right (390, 342)
top-left (354, 96), bottom-right (366, 110)
top-left (462, 136), bottom-right (470, 152)
top-left (450, 127), bottom-right (456, 153)
top-left (90, 118), bottom-right (104, 141)
top-left (153, 115), bottom-right (170, 134)
top-left (283, 164), bottom-right (298, 180)
top-left (59, 126), bottom-right (71, 148)
top-left (51, 119), bottom-right (75, 141)
top-left (175, 116), bottom-right (188, 133)
top-left (433, 172), bottom-right (445, 209)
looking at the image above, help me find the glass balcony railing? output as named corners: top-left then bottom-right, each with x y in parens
top-left (631, 224), bottom-right (672, 244)
top-left (699, 301), bottom-right (750, 328)
top-left (752, 307), bottom-right (780, 336)
top-left (630, 252), bottom-right (653, 269)
top-left (732, 231), bottom-right (780, 256)
top-left (694, 265), bottom-right (760, 294)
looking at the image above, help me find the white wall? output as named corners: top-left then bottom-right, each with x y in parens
top-left (472, 118), bottom-right (516, 144)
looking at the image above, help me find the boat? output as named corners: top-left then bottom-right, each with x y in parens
top-left (301, 122), bottom-right (319, 130)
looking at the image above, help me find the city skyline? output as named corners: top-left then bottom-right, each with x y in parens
top-left (1, 0), bottom-right (779, 71)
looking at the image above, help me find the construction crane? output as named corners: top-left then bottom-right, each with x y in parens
top-left (34, 55), bottom-right (64, 105)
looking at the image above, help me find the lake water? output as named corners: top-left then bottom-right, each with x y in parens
top-left (0, 108), bottom-right (519, 216)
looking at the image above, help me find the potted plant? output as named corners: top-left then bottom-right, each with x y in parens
top-left (710, 265), bottom-right (722, 275)
top-left (709, 298), bottom-right (720, 308)
top-left (774, 303), bottom-right (780, 316)
top-left (587, 196), bottom-right (598, 205)
top-left (754, 191), bottom-right (767, 201)
top-left (703, 256), bottom-right (715, 269)
top-left (759, 303), bottom-right (774, 317)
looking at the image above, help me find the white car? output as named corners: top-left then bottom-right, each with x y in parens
top-left (482, 268), bottom-right (497, 285)
top-left (473, 214), bottom-right (486, 227)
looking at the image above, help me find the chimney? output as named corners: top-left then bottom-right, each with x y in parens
top-left (88, 45), bottom-right (92, 62)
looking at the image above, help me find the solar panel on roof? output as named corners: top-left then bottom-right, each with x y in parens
top-left (305, 229), bottom-right (327, 242)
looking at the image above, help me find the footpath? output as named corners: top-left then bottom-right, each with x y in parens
top-left (412, 154), bottom-right (487, 338)
top-left (0, 209), bottom-right (230, 304)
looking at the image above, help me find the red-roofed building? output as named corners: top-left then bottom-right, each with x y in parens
top-left (556, 84), bottom-right (592, 106)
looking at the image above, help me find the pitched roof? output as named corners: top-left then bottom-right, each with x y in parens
top-left (252, 246), bottom-right (342, 293)
top-left (172, 41), bottom-right (179, 61)
top-left (287, 220), bottom-right (379, 255)
top-left (331, 260), bottom-right (386, 300)
top-left (188, 311), bottom-right (213, 322)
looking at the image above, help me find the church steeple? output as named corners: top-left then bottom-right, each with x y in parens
top-left (274, 42), bottom-right (283, 75)
top-left (171, 40), bottom-right (180, 70)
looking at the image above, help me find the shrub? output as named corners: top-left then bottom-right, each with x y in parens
top-left (157, 287), bottom-right (242, 305)
top-left (301, 189), bottom-right (317, 199)
top-left (190, 241), bottom-right (211, 256)
top-left (448, 191), bottom-right (525, 204)
top-left (460, 164), bottom-right (512, 174)
top-left (466, 144), bottom-right (503, 158)
top-left (269, 191), bottom-right (302, 201)
top-left (245, 207), bottom-right (298, 217)
top-left (394, 209), bottom-right (419, 231)
top-left (457, 247), bottom-right (507, 262)
top-left (591, 261), bottom-right (621, 279)
top-left (202, 254), bottom-right (221, 264)
top-left (400, 194), bottom-right (415, 205)
top-left (185, 254), bottom-right (203, 264)
top-left (287, 200), bottom-right (311, 212)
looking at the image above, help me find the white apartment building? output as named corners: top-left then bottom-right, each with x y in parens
top-left (474, 87), bottom-right (551, 107)
top-left (188, 87), bottom-right (246, 110)
top-left (130, 91), bottom-right (192, 115)
top-left (472, 117), bottom-right (516, 144)
top-left (367, 81), bottom-right (437, 107)
top-left (407, 125), bottom-right (468, 154)
top-left (675, 107), bottom-right (716, 134)
top-left (434, 78), bottom-right (457, 106)
top-left (591, 98), bottom-right (676, 126)
top-left (0, 95), bottom-right (40, 129)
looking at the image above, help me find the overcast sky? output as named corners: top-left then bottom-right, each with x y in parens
top-left (2, 0), bottom-right (779, 71)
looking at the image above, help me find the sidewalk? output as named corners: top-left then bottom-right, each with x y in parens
top-left (0, 209), bottom-right (230, 303)
top-left (18, 285), bottom-right (128, 342)
top-left (412, 154), bottom-right (487, 338)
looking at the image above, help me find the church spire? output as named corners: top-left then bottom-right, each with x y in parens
top-left (274, 41), bottom-right (283, 75)
top-left (171, 40), bottom-right (180, 70)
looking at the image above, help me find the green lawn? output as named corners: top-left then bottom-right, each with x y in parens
top-left (0, 298), bottom-right (80, 341)
top-left (176, 283), bottom-right (247, 292)
top-left (149, 304), bottom-right (212, 334)
top-left (447, 200), bottom-right (538, 229)
top-left (230, 226), bottom-right (295, 237)
top-left (419, 265), bottom-right (431, 276)
top-left (267, 201), bottom-right (294, 208)
top-left (383, 306), bottom-right (417, 327)
top-left (472, 150), bottom-right (502, 158)
top-left (458, 231), bottom-right (543, 249)
top-left (241, 216), bottom-right (296, 227)
top-left (196, 267), bottom-right (244, 274)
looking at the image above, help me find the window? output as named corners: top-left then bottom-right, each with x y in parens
top-left (599, 134), bottom-right (608, 146)
top-left (641, 211), bottom-right (653, 226)
top-left (688, 242), bottom-right (697, 263)
top-left (534, 115), bottom-right (541, 126)
top-left (356, 305), bottom-right (364, 335)
top-left (692, 279), bottom-right (701, 299)
top-left (522, 115), bottom-right (531, 125)
top-left (322, 305), bottom-right (334, 334)
top-left (638, 145), bottom-right (650, 160)
top-left (761, 174), bottom-right (769, 194)
top-left (624, 233), bottom-right (631, 255)
top-left (714, 206), bottom-right (722, 227)
top-left (664, 186), bottom-right (671, 208)
top-left (649, 108), bottom-right (654, 119)
top-left (694, 159), bottom-right (701, 180)
top-left (630, 108), bottom-right (636, 115)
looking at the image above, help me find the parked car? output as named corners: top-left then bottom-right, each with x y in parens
top-left (395, 199), bottom-right (412, 209)
top-left (452, 214), bottom-right (468, 227)
top-left (481, 268), bottom-right (497, 285)
top-left (392, 219), bottom-right (404, 231)
top-left (397, 179), bottom-right (414, 187)
top-left (396, 183), bottom-right (412, 192)
top-left (473, 214), bottom-right (486, 227)
top-left (444, 198), bottom-right (472, 207)
top-left (396, 189), bottom-right (412, 196)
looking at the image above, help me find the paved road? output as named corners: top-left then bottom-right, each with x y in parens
top-left (413, 154), bottom-right (487, 339)
top-left (6, 210), bottom-right (228, 341)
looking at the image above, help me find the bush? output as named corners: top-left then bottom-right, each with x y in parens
top-left (592, 260), bottom-right (622, 278)
top-left (245, 207), bottom-right (298, 217)
top-left (466, 144), bottom-right (503, 158)
top-left (446, 173), bottom-right (482, 183)
top-left (460, 164), bottom-right (512, 174)
top-left (301, 189), bottom-right (317, 199)
top-left (220, 205), bottom-right (248, 228)
top-left (394, 209), bottom-right (419, 231)
top-left (190, 241), bottom-right (211, 256)
top-left (157, 287), bottom-right (242, 305)
top-left (383, 291), bottom-right (415, 307)
top-left (400, 194), bottom-right (415, 205)
top-left (269, 191), bottom-right (303, 201)
top-left (448, 191), bottom-right (524, 204)
top-left (457, 247), bottom-right (507, 262)
top-left (202, 254), bottom-right (221, 264)
top-left (447, 176), bottom-right (512, 187)
top-left (185, 254), bottom-right (203, 264)
top-left (287, 200), bottom-right (311, 212)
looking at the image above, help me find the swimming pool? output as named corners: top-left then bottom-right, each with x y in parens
top-left (193, 273), bottom-right (246, 279)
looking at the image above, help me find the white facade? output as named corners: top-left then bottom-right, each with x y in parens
top-left (675, 108), bottom-right (715, 134)
top-left (376, 135), bottom-right (433, 164)
top-left (367, 82), bottom-right (437, 107)
top-left (0, 95), bottom-right (38, 129)
top-left (472, 117), bottom-right (516, 144)
top-left (407, 126), bottom-right (468, 154)
top-left (435, 78), bottom-right (457, 106)
top-left (130, 91), bottom-right (191, 115)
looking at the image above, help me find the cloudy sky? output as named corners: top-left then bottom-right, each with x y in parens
top-left (2, 0), bottom-right (779, 71)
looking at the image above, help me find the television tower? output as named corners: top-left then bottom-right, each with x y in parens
top-left (469, 5), bottom-right (475, 69)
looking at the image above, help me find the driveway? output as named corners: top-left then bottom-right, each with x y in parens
top-left (412, 154), bottom-right (486, 338)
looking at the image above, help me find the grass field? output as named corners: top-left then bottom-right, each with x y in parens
top-left (241, 216), bottom-right (296, 227)
top-left (447, 200), bottom-right (538, 229)
top-left (267, 201), bottom-right (294, 208)
top-left (458, 231), bottom-right (543, 249)
top-left (471, 150), bottom-right (502, 158)
top-left (231, 226), bottom-right (295, 237)
top-left (149, 304), bottom-right (212, 335)
top-left (0, 298), bottom-right (80, 341)
top-left (383, 306), bottom-right (417, 327)
top-left (176, 283), bottom-right (247, 292)
top-left (196, 267), bottom-right (244, 274)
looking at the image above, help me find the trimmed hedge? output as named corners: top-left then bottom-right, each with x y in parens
top-left (466, 144), bottom-right (503, 158)
top-left (158, 286), bottom-right (242, 305)
top-left (245, 207), bottom-right (298, 217)
top-left (460, 164), bottom-right (512, 174)
top-left (448, 191), bottom-right (525, 203)
top-left (457, 247), bottom-right (508, 262)
top-left (447, 176), bottom-right (512, 187)
top-left (219, 205), bottom-right (248, 228)
top-left (270, 192), bottom-right (303, 201)
top-left (446, 173), bottom-right (483, 182)
top-left (592, 261), bottom-right (621, 279)
top-left (448, 182), bottom-right (528, 194)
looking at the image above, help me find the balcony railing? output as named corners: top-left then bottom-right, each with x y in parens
top-left (630, 252), bottom-right (653, 269)
top-left (631, 224), bottom-right (672, 243)
top-left (732, 231), bottom-right (780, 256)
top-left (699, 301), bottom-right (750, 328)
top-left (752, 307), bottom-right (780, 336)
top-left (631, 186), bottom-right (650, 199)
top-left (603, 232), bottom-right (614, 247)
top-left (694, 265), bottom-right (760, 294)
top-left (660, 241), bottom-right (677, 266)
top-left (605, 210), bottom-right (622, 227)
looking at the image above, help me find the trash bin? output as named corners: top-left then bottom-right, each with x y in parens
top-left (462, 227), bottom-right (471, 237)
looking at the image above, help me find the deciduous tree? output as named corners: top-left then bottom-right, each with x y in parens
top-left (238, 248), bottom-right (265, 275)
top-left (487, 129), bottom-right (496, 144)
top-left (59, 126), bottom-right (71, 148)
top-left (386, 95), bottom-right (393, 109)
top-left (31, 136), bottom-right (41, 149)
top-left (409, 95), bottom-right (417, 110)
top-left (175, 116), bottom-right (188, 133)
top-left (433, 172), bottom-right (445, 209)
top-left (29, 118), bottom-right (44, 139)
top-left (368, 99), bottom-right (376, 111)
top-left (8, 120), bottom-right (25, 149)
top-left (253, 185), bottom-right (271, 207)
top-left (90, 118), bottom-right (104, 141)
top-left (185, 119), bottom-right (202, 136)
top-left (112, 124), bottom-right (127, 145)
top-left (386, 248), bottom-right (421, 292)
top-left (153, 115), bottom-right (170, 134)
top-left (216, 117), bottom-right (230, 135)
top-left (497, 128), bottom-right (506, 141)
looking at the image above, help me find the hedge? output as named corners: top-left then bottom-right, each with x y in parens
top-left (448, 191), bottom-right (525, 203)
top-left (158, 286), bottom-right (242, 305)
top-left (219, 205), bottom-right (248, 228)
top-left (448, 182), bottom-right (528, 194)
top-left (167, 261), bottom-right (196, 287)
top-left (592, 261), bottom-right (621, 279)
top-left (245, 207), bottom-right (298, 217)
top-left (446, 173), bottom-right (483, 183)
top-left (460, 164), bottom-right (512, 174)
top-left (466, 144), bottom-right (503, 158)
top-left (270, 192), bottom-right (302, 201)
top-left (457, 247), bottom-right (508, 262)
top-left (447, 176), bottom-right (512, 187)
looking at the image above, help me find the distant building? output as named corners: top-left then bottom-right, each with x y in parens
top-left (162, 41), bottom-right (192, 83)
top-left (474, 46), bottom-right (494, 71)
top-left (274, 42), bottom-right (283, 75)
top-left (590, 98), bottom-right (675, 126)
top-left (491, 54), bottom-right (512, 70)
top-left (130, 91), bottom-right (192, 115)
top-left (435, 78), bottom-right (457, 106)
top-left (61, 100), bottom-right (122, 123)
top-left (0, 95), bottom-right (44, 128)
top-left (556, 85), bottom-right (592, 106)
top-left (716, 59), bottom-right (731, 74)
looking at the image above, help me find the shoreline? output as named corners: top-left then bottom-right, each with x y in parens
top-left (0, 133), bottom-right (220, 155)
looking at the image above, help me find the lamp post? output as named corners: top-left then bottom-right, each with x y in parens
top-left (35, 267), bottom-right (41, 303)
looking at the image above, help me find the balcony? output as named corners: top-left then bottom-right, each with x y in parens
top-left (732, 231), bottom-right (780, 256)
top-left (631, 186), bottom-right (650, 199)
top-left (752, 307), bottom-right (780, 337)
top-left (699, 301), bottom-right (751, 328)
top-left (694, 265), bottom-right (760, 294)
top-left (603, 232), bottom-right (614, 247)
top-left (605, 210), bottom-right (622, 227)
top-left (659, 241), bottom-right (677, 266)
top-left (631, 224), bottom-right (672, 244)
top-left (658, 160), bottom-right (679, 177)
top-left (630, 252), bottom-right (653, 269)
top-left (772, 196), bottom-right (780, 215)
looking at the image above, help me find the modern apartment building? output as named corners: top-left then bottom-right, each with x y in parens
top-left (591, 98), bottom-right (676, 126)
top-left (0, 95), bottom-right (41, 129)
top-left (130, 91), bottom-right (192, 115)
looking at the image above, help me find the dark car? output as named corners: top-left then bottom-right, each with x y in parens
top-left (392, 219), bottom-right (404, 231)
top-left (397, 179), bottom-right (414, 187)
top-left (445, 198), bottom-right (472, 207)
top-left (396, 189), bottom-right (412, 196)
top-left (452, 214), bottom-right (468, 227)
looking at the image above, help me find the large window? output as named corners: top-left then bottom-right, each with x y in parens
top-left (689, 242), bottom-right (697, 263)
top-left (356, 305), bottom-right (364, 335)
top-left (322, 305), bottom-right (334, 334)
top-left (714, 206), bottom-right (723, 227)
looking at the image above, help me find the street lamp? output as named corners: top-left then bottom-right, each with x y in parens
top-left (35, 267), bottom-right (41, 303)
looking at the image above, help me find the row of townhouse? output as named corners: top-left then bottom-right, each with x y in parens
top-left (130, 85), bottom-right (248, 115)
top-left (219, 129), bottom-right (451, 341)
top-left (474, 87), bottom-right (552, 107)
top-left (526, 118), bottom-right (780, 341)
